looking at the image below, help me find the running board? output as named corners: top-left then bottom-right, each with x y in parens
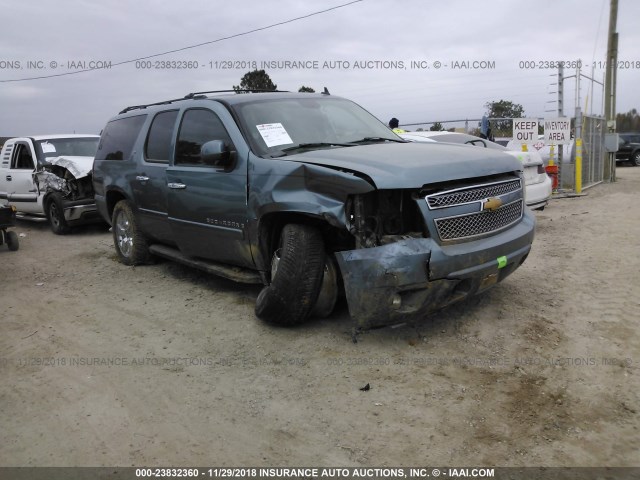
top-left (148, 244), bottom-right (262, 284)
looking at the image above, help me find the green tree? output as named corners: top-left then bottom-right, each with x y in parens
top-left (616, 108), bottom-right (640, 132)
top-left (298, 86), bottom-right (315, 93)
top-left (233, 69), bottom-right (277, 93)
top-left (485, 100), bottom-right (525, 136)
top-left (430, 122), bottom-right (445, 131)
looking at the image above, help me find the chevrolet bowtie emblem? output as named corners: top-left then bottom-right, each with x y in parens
top-left (483, 197), bottom-right (503, 211)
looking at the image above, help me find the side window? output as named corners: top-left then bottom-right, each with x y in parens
top-left (145, 110), bottom-right (178, 163)
top-left (10, 143), bottom-right (35, 170)
top-left (175, 109), bottom-right (234, 166)
top-left (95, 115), bottom-right (147, 161)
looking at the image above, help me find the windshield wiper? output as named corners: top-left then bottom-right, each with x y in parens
top-left (279, 142), bottom-right (355, 154)
top-left (349, 137), bottom-right (407, 144)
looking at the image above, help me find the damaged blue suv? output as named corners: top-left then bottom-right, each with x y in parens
top-left (93, 91), bottom-right (535, 328)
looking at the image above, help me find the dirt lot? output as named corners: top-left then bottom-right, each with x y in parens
top-left (1, 167), bottom-right (638, 468)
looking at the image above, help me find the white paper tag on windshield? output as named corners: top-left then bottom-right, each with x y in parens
top-left (256, 123), bottom-right (293, 148)
top-left (41, 142), bottom-right (57, 153)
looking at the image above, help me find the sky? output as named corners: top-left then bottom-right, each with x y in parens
top-left (1, 0), bottom-right (639, 136)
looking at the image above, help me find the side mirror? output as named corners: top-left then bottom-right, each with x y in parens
top-left (201, 140), bottom-right (235, 169)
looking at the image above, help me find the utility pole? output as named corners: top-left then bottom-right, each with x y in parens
top-left (575, 63), bottom-right (583, 194)
top-left (557, 64), bottom-right (564, 181)
top-left (603, 0), bottom-right (618, 182)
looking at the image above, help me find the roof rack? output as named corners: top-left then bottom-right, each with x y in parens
top-left (119, 89), bottom-right (290, 114)
top-left (118, 97), bottom-right (187, 114)
top-left (185, 89), bottom-right (290, 98)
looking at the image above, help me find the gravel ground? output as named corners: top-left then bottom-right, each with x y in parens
top-left (1, 167), bottom-right (638, 468)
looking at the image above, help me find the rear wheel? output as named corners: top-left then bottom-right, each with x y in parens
top-left (255, 224), bottom-right (325, 326)
top-left (46, 193), bottom-right (71, 235)
top-left (111, 200), bottom-right (150, 265)
top-left (630, 151), bottom-right (640, 167)
top-left (6, 230), bottom-right (19, 251)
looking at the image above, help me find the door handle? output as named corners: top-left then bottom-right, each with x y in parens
top-left (136, 175), bottom-right (150, 181)
top-left (5, 175), bottom-right (11, 181)
top-left (167, 183), bottom-right (187, 189)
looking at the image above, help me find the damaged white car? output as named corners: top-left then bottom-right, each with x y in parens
top-left (0, 135), bottom-right (103, 234)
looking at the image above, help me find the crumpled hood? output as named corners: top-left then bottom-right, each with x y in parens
top-left (281, 142), bottom-right (522, 189)
top-left (43, 156), bottom-right (94, 179)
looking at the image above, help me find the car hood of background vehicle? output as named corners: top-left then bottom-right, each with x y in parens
top-left (43, 156), bottom-right (94, 179)
top-left (503, 150), bottom-right (543, 167)
top-left (283, 142), bottom-right (521, 189)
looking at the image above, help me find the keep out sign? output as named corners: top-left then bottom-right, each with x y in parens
top-left (513, 118), bottom-right (538, 143)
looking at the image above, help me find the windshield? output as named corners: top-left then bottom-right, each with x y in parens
top-left (231, 97), bottom-right (401, 157)
top-left (36, 137), bottom-right (100, 160)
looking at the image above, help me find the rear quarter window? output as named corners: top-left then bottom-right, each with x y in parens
top-left (96, 115), bottom-right (147, 161)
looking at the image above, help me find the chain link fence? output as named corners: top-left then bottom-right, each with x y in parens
top-left (557, 114), bottom-right (605, 192)
top-left (581, 115), bottom-right (605, 189)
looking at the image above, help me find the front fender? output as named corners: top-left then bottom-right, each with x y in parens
top-left (249, 157), bottom-right (374, 223)
top-left (248, 157), bottom-right (374, 268)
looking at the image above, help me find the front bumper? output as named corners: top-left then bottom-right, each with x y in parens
top-left (335, 210), bottom-right (535, 328)
top-left (525, 175), bottom-right (552, 210)
top-left (62, 198), bottom-right (102, 225)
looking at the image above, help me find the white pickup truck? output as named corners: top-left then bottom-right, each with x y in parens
top-left (0, 134), bottom-right (102, 234)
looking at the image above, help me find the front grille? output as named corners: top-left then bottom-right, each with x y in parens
top-left (426, 179), bottom-right (522, 209)
top-left (435, 199), bottom-right (523, 241)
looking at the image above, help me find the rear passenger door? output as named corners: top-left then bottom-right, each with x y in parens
top-left (167, 106), bottom-right (252, 267)
top-left (133, 110), bottom-right (178, 243)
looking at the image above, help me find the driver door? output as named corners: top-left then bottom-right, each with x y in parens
top-left (167, 107), bottom-right (252, 267)
top-left (5, 141), bottom-right (40, 213)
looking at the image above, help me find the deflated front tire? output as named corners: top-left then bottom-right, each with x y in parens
top-left (255, 224), bottom-right (326, 326)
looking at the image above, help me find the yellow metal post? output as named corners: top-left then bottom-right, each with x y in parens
top-left (549, 144), bottom-right (555, 167)
top-left (575, 138), bottom-right (582, 194)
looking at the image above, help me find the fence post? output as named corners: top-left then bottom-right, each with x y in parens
top-left (575, 138), bottom-right (583, 194)
top-left (574, 107), bottom-right (582, 194)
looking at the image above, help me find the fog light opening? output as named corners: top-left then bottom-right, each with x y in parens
top-left (452, 279), bottom-right (472, 298)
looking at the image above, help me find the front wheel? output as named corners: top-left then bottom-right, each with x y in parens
top-left (6, 230), bottom-right (19, 251)
top-left (255, 224), bottom-right (326, 326)
top-left (630, 151), bottom-right (640, 167)
top-left (111, 200), bottom-right (150, 265)
top-left (46, 193), bottom-right (71, 235)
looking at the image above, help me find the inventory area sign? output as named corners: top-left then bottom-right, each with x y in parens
top-left (544, 118), bottom-right (571, 144)
top-left (513, 118), bottom-right (538, 143)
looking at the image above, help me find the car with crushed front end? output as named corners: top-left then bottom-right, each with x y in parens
top-left (0, 134), bottom-right (103, 234)
top-left (92, 90), bottom-right (535, 329)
